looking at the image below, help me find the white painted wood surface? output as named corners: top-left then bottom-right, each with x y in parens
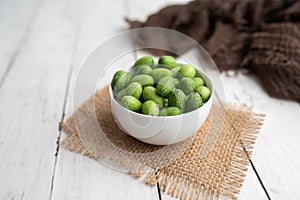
top-left (0, 0), bottom-right (39, 81)
top-left (222, 73), bottom-right (300, 200)
top-left (0, 0), bottom-right (78, 199)
top-left (0, 0), bottom-right (299, 200)
top-left (51, 0), bottom-right (159, 199)
top-left (127, 1), bottom-right (268, 199)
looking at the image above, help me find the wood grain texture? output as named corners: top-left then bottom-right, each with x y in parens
top-left (131, 0), bottom-right (300, 198)
top-left (0, 0), bottom-right (298, 199)
top-left (0, 0), bottom-right (79, 199)
top-left (222, 73), bottom-right (300, 200)
top-left (128, 0), bottom-right (268, 198)
top-left (50, 0), bottom-right (160, 199)
top-left (0, 0), bottom-right (40, 84)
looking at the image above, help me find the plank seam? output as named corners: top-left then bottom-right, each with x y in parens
top-left (155, 171), bottom-right (162, 200)
top-left (48, 0), bottom-right (82, 199)
top-left (0, 0), bottom-right (42, 91)
top-left (232, 91), bottom-right (270, 199)
top-left (241, 141), bottom-right (272, 200)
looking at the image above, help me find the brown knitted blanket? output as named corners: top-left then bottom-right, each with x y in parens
top-left (127, 0), bottom-right (300, 102)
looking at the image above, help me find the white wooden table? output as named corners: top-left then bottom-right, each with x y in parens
top-left (0, 0), bottom-right (299, 199)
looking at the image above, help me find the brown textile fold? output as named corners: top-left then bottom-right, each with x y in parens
top-left (242, 23), bottom-right (300, 101)
top-left (126, 0), bottom-right (300, 102)
top-left (61, 86), bottom-right (265, 200)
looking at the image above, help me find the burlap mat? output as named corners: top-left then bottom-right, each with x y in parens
top-left (61, 86), bottom-right (265, 200)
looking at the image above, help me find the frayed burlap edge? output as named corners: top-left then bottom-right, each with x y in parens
top-left (140, 106), bottom-right (265, 200)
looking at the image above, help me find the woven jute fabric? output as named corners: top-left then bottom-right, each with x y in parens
top-left (61, 86), bottom-right (265, 200)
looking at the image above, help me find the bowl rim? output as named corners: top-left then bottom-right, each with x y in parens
top-left (109, 68), bottom-right (214, 119)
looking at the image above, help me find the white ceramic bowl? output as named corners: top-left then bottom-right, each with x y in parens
top-left (109, 70), bottom-right (213, 145)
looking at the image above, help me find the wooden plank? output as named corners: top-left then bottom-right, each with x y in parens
top-left (50, 0), bottom-right (160, 199)
top-left (161, 0), bottom-right (272, 198)
top-left (0, 0), bottom-right (80, 199)
top-left (132, 55), bottom-right (268, 200)
top-left (127, 0), bottom-right (168, 21)
top-left (238, 163), bottom-right (268, 200)
top-left (222, 72), bottom-right (300, 199)
top-left (129, 0), bottom-right (269, 199)
top-left (0, 0), bottom-right (39, 84)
